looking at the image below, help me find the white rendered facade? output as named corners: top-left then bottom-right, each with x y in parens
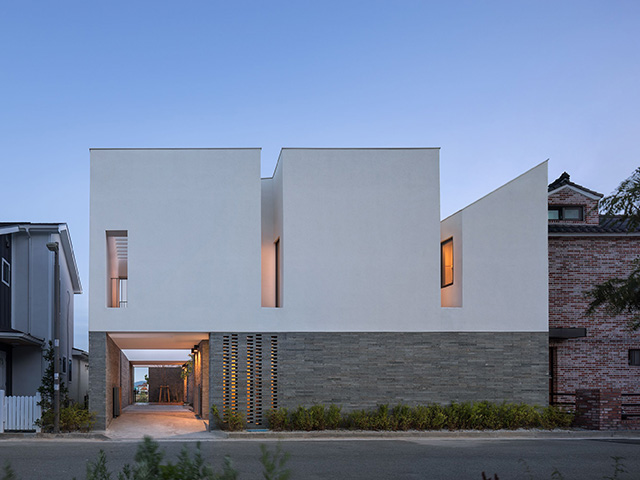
top-left (89, 148), bottom-right (549, 428)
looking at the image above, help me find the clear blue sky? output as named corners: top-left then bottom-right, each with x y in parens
top-left (2, 1), bottom-right (639, 351)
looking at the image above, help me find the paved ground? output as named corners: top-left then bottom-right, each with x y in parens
top-left (105, 403), bottom-right (214, 440)
top-left (0, 437), bottom-right (639, 479)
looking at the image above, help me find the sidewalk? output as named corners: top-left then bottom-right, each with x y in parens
top-left (2, 426), bottom-right (640, 442)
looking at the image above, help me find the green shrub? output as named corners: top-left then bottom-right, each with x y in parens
top-left (290, 406), bottom-right (313, 431)
top-left (260, 443), bottom-right (291, 480)
top-left (540, 405), bottom-right (574, 429)
top-left (266, 401), bottom-right (575, 431)
top-left (267, 408), bottom-right (289, 431)
top-left (37, 402), bottom-right (96, 433)
top-left (60, 403), bottom-right (96, 432)
top-left (344, 409), bottom-right (370, 430)
top-left (210, 405), bottom-right (244, 431)
top-left (391, 404), bottom-right (412, 431)
top-left (371, 404), bottom-right (391, 430)
top-left (309, 405), bottom-right (326, 430)
top-left (325, 404), bottom-right (342, 429)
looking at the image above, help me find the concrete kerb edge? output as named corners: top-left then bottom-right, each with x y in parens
top-left (224, 429), bottom-right (640, 440)
top-left (3, 429), bottom-right (640, 442)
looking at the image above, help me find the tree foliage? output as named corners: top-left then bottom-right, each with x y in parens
top-left (586, 167), bottom-right (640, 329)
top-left (37, 341), bottom-right (69, 413)
top-left (598, 167), bottom-right (640, 230)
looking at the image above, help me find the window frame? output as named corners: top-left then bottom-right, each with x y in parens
top-left (440, 237), bottom-right (454, 288)
top-left (548, 205), bottom-right (584, 221)
top-left (629, 349), bottom-right (640, 366)
top-left (1, 258), bottom-right (9, 287)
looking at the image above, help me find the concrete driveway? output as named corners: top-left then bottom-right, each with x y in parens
top-left (106, 404), bottom-right (216, 440)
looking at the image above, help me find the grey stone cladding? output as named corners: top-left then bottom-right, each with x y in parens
top-left (208, 331), bottom-right (548, 425)
top-left (88, 331), bottom-right (107, 430)
top-left (89, 331), bottom-right (131, 430)
top-left (280, 332), bottom-right (549, 408)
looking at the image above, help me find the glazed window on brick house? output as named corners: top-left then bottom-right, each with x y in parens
top-left (629, 349), bottom-right (640, 366)
top-left (548, 206), bottom-right (583, 221)
top-left (441, 238), bottom-right (453, 288)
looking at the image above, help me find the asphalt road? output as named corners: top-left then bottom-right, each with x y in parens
top-left (0, 437), bottom-right (639, 479)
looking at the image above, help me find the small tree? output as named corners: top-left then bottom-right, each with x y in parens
top-left (587, 167), bottom-right (640, 329)
top-left (37, 341), bottom-right (69, 412)
top-left (36, 341), bottom-right (69, 431)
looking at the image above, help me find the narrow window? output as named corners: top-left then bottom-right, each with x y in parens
top-left (106, 231), bottom-right (128, 308)
top-left (1, 258), bottom-right (9, 287)
top-left (62, 356), bottom-right (67, 373)
top-left (68, 359), bottom-right (73, 382)
top-left (441, 238), bottom-right (454, 288)
top-left (274, 238), bottom-right (280, 308)
top-left (629, 349), bottom-right (640, 366)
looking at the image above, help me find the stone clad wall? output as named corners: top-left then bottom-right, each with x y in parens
top-left (88, 332), bottom-right (107, 430)
top-left (277, 332), bottom-right (548, 409)
top-left (148, 366), bottom-right (183, 403)
top-left (208, 331), bottom-right (548, 428)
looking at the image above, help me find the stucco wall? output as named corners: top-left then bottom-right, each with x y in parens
top-left (439, 162), bottom-right (548, 332)
top-left (89, 149), bottom-right (262, 333)
top-left (91, 149), bottom-right (547, 335)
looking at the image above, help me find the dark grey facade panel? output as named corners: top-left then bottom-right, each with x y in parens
top-left (208, 331), bottom-right (549, 426)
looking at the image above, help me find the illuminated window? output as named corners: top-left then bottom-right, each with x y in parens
top-left (630, 349), bottom-right (640, 366)
top-left (106, 231), bottom-right (128, 308)
top-left (548, 206), bottom-right (583, 221)
top-left (441, 238), bottom-right (454, 288)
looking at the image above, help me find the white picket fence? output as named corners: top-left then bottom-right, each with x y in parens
top-left (0, 390), bottom-right (42, 433)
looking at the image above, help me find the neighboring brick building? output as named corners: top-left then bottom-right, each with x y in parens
top-left (548, 173), bottom-right (640, 419)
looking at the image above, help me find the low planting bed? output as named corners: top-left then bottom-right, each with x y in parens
top-left (212, 402), bottom-right (574, 432)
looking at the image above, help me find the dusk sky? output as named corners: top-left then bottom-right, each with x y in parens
top-left (1, 1), bottom-right (639, 351)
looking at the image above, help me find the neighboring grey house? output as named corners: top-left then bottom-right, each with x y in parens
top-left (0, 223), bottom-right (84, 403)
top-left (89, 148), bottom-right (549, 430)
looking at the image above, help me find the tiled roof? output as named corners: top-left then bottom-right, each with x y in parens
top-left (549, 216), bottom-right (640, 234)
top-left (548, 172), bottom-right (603, 197)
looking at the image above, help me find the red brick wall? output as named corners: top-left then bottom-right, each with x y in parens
top-left (549, 235), bottom-right (640, 406)
top-left (574, 389), bottom-right (622, 430)
top-left (548, 187), bottom-right (600, 224)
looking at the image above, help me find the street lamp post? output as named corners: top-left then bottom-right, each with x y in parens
top-left (46, 242), bottom-right (60, 434)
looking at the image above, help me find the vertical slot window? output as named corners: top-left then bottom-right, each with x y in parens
top-left (106, 231), bottom-right (128, 308)
top-left (274, 238), bottom-right (281, 307)
top-left (441, 238), bottom-right (454, 288)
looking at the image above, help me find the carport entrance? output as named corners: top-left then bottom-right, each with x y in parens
top-left (90, 332), bottom-right (210, 431)
top-left (107, 403), bottom-right (209, 440)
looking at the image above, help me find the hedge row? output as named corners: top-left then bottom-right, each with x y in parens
top-left (265, 402), bottom-right (573, 431)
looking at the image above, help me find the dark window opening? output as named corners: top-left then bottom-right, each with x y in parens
top-left (274, 238), bottom-right (280, 308)
top-left (629, 349), bottom-right (640, 366)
